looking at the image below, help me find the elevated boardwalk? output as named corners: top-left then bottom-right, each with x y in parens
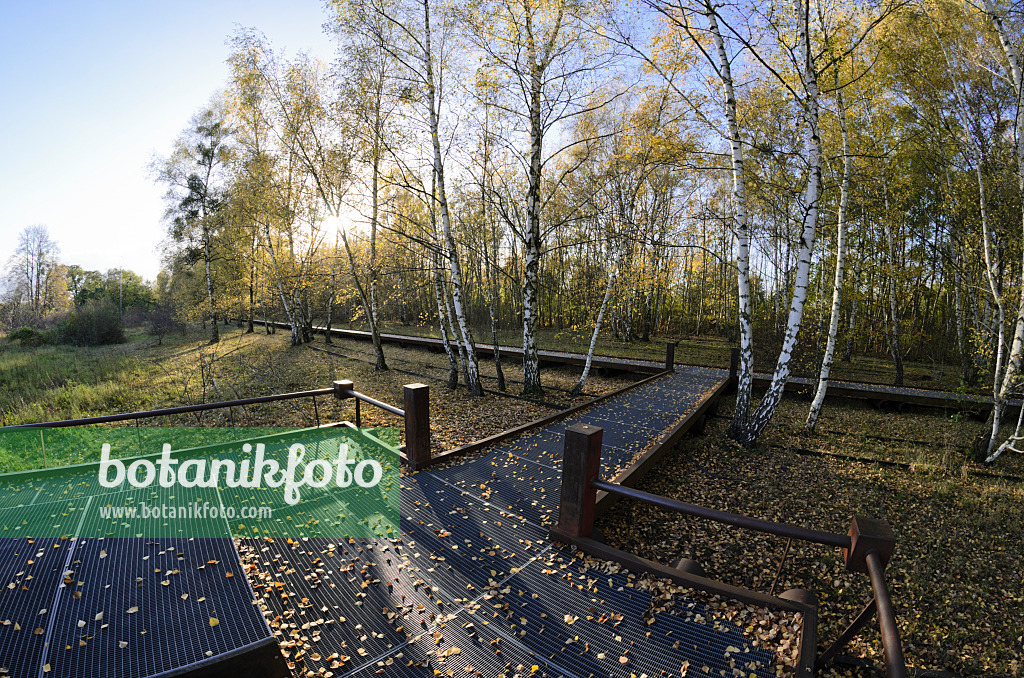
top-left (266, 322), bottom-right (668, 374)
top-left (272, 321), bottom-right (1016, 414)
top-left (240, 366), bottom-right (813, 677)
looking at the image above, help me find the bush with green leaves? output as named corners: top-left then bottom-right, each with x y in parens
top-left (57, 300), bottom-right (125, 346)
top-left (6, 326), bottom-right (53, 347)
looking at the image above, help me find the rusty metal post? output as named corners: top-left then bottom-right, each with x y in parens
top-left (843, 516), bottom-right (905, 678)
top-left (843, 516), bottom-right (896, 573)
top-left (665, 342), bottom-right (676, 372)
top-left (728, 347), bottom-right (740, 393)
top-left (866, 550), bottom-right (908, 678)
top-left (551, 424), bottom-right (603, 542)
top-left (815, 599), bottom-right (877, 671)
top-left (334, 380), bottom-right (355, 426)
top-left (404, 383), bottom-right (430, 470)
top-left (333, 380), bottom-right (354, 399)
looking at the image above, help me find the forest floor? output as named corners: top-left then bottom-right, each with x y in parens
top-left (2, 323), bottom-right (1021, 674)
top-left (600, 395), bottom-right (1024, 677)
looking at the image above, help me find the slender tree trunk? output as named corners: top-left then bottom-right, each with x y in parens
top-left (203, 224), bottom-right (219, 344)
top-left (480, 121), bottom-right (506, 392)
top-left (368, 123), bottom-right (384, 360)
top-left (980, 0), bottom-right (1024, 462)
top-left (325, 233), bottom-right (337, 345)
top-left (705, 3), bottom-right (753, 439)
top-left (261, 224), bottom-right (301, 345)
top-left (433, 250), bottom-right (459, 388)
top-left (736, 0), bottom-right (822, 445)
top-left (572, 244), bottom-right (618, 396)
top-left (520, 3), bottom-right (549, 396)
top-left (340, 229), bottom-right (388, 370)
top-left (807, 87), bottom-right (851, 430)
top-left (424, 0), bottom-right (482, 396)
top-left (882, 200), bottom-right (904, 386)
top-left (843, 263), bottom-right (859, 362)
top-left (441, 262), bottom-right (471, 388)
top-left (247, 258), bottom-right (256, 334)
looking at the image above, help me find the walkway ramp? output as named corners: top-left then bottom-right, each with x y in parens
top-left (242, 366), bottom-right (784, 678)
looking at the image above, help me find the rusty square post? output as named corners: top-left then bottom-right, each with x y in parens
top-left (404, 383), bottom-right (430, 471)
top-left (333, 380), bottom-right (359, 426)
top-left (844, 517), bottom-right (906, 677)
top-left (551, 424), bottom-right (603, 542)
top-left (665, 342), bottom-right (676, 372)
top-left (843, 516), bottom-right (896, 574)
top-left (333, 379), bottom-right (354, 399)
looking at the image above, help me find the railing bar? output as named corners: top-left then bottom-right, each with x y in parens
top-left (768, 537), bottom-right (791, 597)
top-left (591, 479), bottom-right (851, 549)
top-left (865, 550), bottom-right (908, 678)
top-left (3, 388), bottom-right (337, 429)
top-left (349, 391), bottom-right (403, 417)
top-left (814, 598), bottom-right (877, 671)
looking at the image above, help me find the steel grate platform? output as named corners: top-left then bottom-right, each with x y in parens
top-left (1, 366), bottom-right (774, 678)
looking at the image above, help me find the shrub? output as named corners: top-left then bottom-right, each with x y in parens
top-left (146, 305), bottom-right (182, 345)
top-left (6, 326), bottom-right (52, 347)
top-left (57, 300), bottom-right (125, 346)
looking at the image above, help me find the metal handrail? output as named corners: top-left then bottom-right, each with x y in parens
top-left (4, 378), bottom-right (431, 472)
top-left (865, 551), bottom-right (908, 678)
top-left (588, 475), bottom-right (905, 677)
top-left (592, 479), bottom-right (852, 549)
top-left (2, 387), bottom-right (336, 428)
top-left (335, 388), bottom-right (404, 417)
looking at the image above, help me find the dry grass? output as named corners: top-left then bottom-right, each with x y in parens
top-left (0, 324), bottom-right (638, 469)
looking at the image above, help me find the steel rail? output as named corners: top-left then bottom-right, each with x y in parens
top-left (591, 479), bottom-right (852, 549)
top-left (2, 387), bottom-right (337, 428)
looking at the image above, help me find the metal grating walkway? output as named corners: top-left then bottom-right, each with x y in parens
top-left (0, 366), bottom-right (775, 677)
top-left (241, 366), bottom-right (780, 678)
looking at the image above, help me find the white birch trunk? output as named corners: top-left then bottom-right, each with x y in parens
top-left (423, 0), bottom-right (483, 396)
top-left (433, 249), bottom-right (459, 388)
top-left (572, 242), bottom-right (619, 396)
top-left (260, 223), bottom-right (300, 346)
top-left (806, 88), bottom-right (851, 430)
top-left (340, 227), bottom-right (388, 369)
top-left (739, 0), bottom-right (823, 445)
top-left (521, 4), bottom-right (545, 396)
top-left (705, 2), bottom-right (754, 439)
top-left (982, 0), bottom-right (1024, 461)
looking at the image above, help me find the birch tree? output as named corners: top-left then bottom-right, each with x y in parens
top-left (977, 0), bottom-right (1024, 462)
top-left (639, 0), bottom-right (898, 445)
top-left (461, 0), bottom-right (620, 395)
top-left (806, 83), bottom-right (852, 430)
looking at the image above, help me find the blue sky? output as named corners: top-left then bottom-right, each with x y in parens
top-left (0, 0), bottom-right (336, 281)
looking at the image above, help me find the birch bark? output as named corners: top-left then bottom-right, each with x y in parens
top-left (423, 0), bottom-right (483, 396)
top-left (704, 3), bottom-right (754, 439)
top-left (982, 0), bottom-right (1024, 461)
top-left (737, 0), bottom-right (823, 445)
top-left (572, 240), bottom-right (620, 396)
top-left (806, 87), bottom-right (851, 430)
